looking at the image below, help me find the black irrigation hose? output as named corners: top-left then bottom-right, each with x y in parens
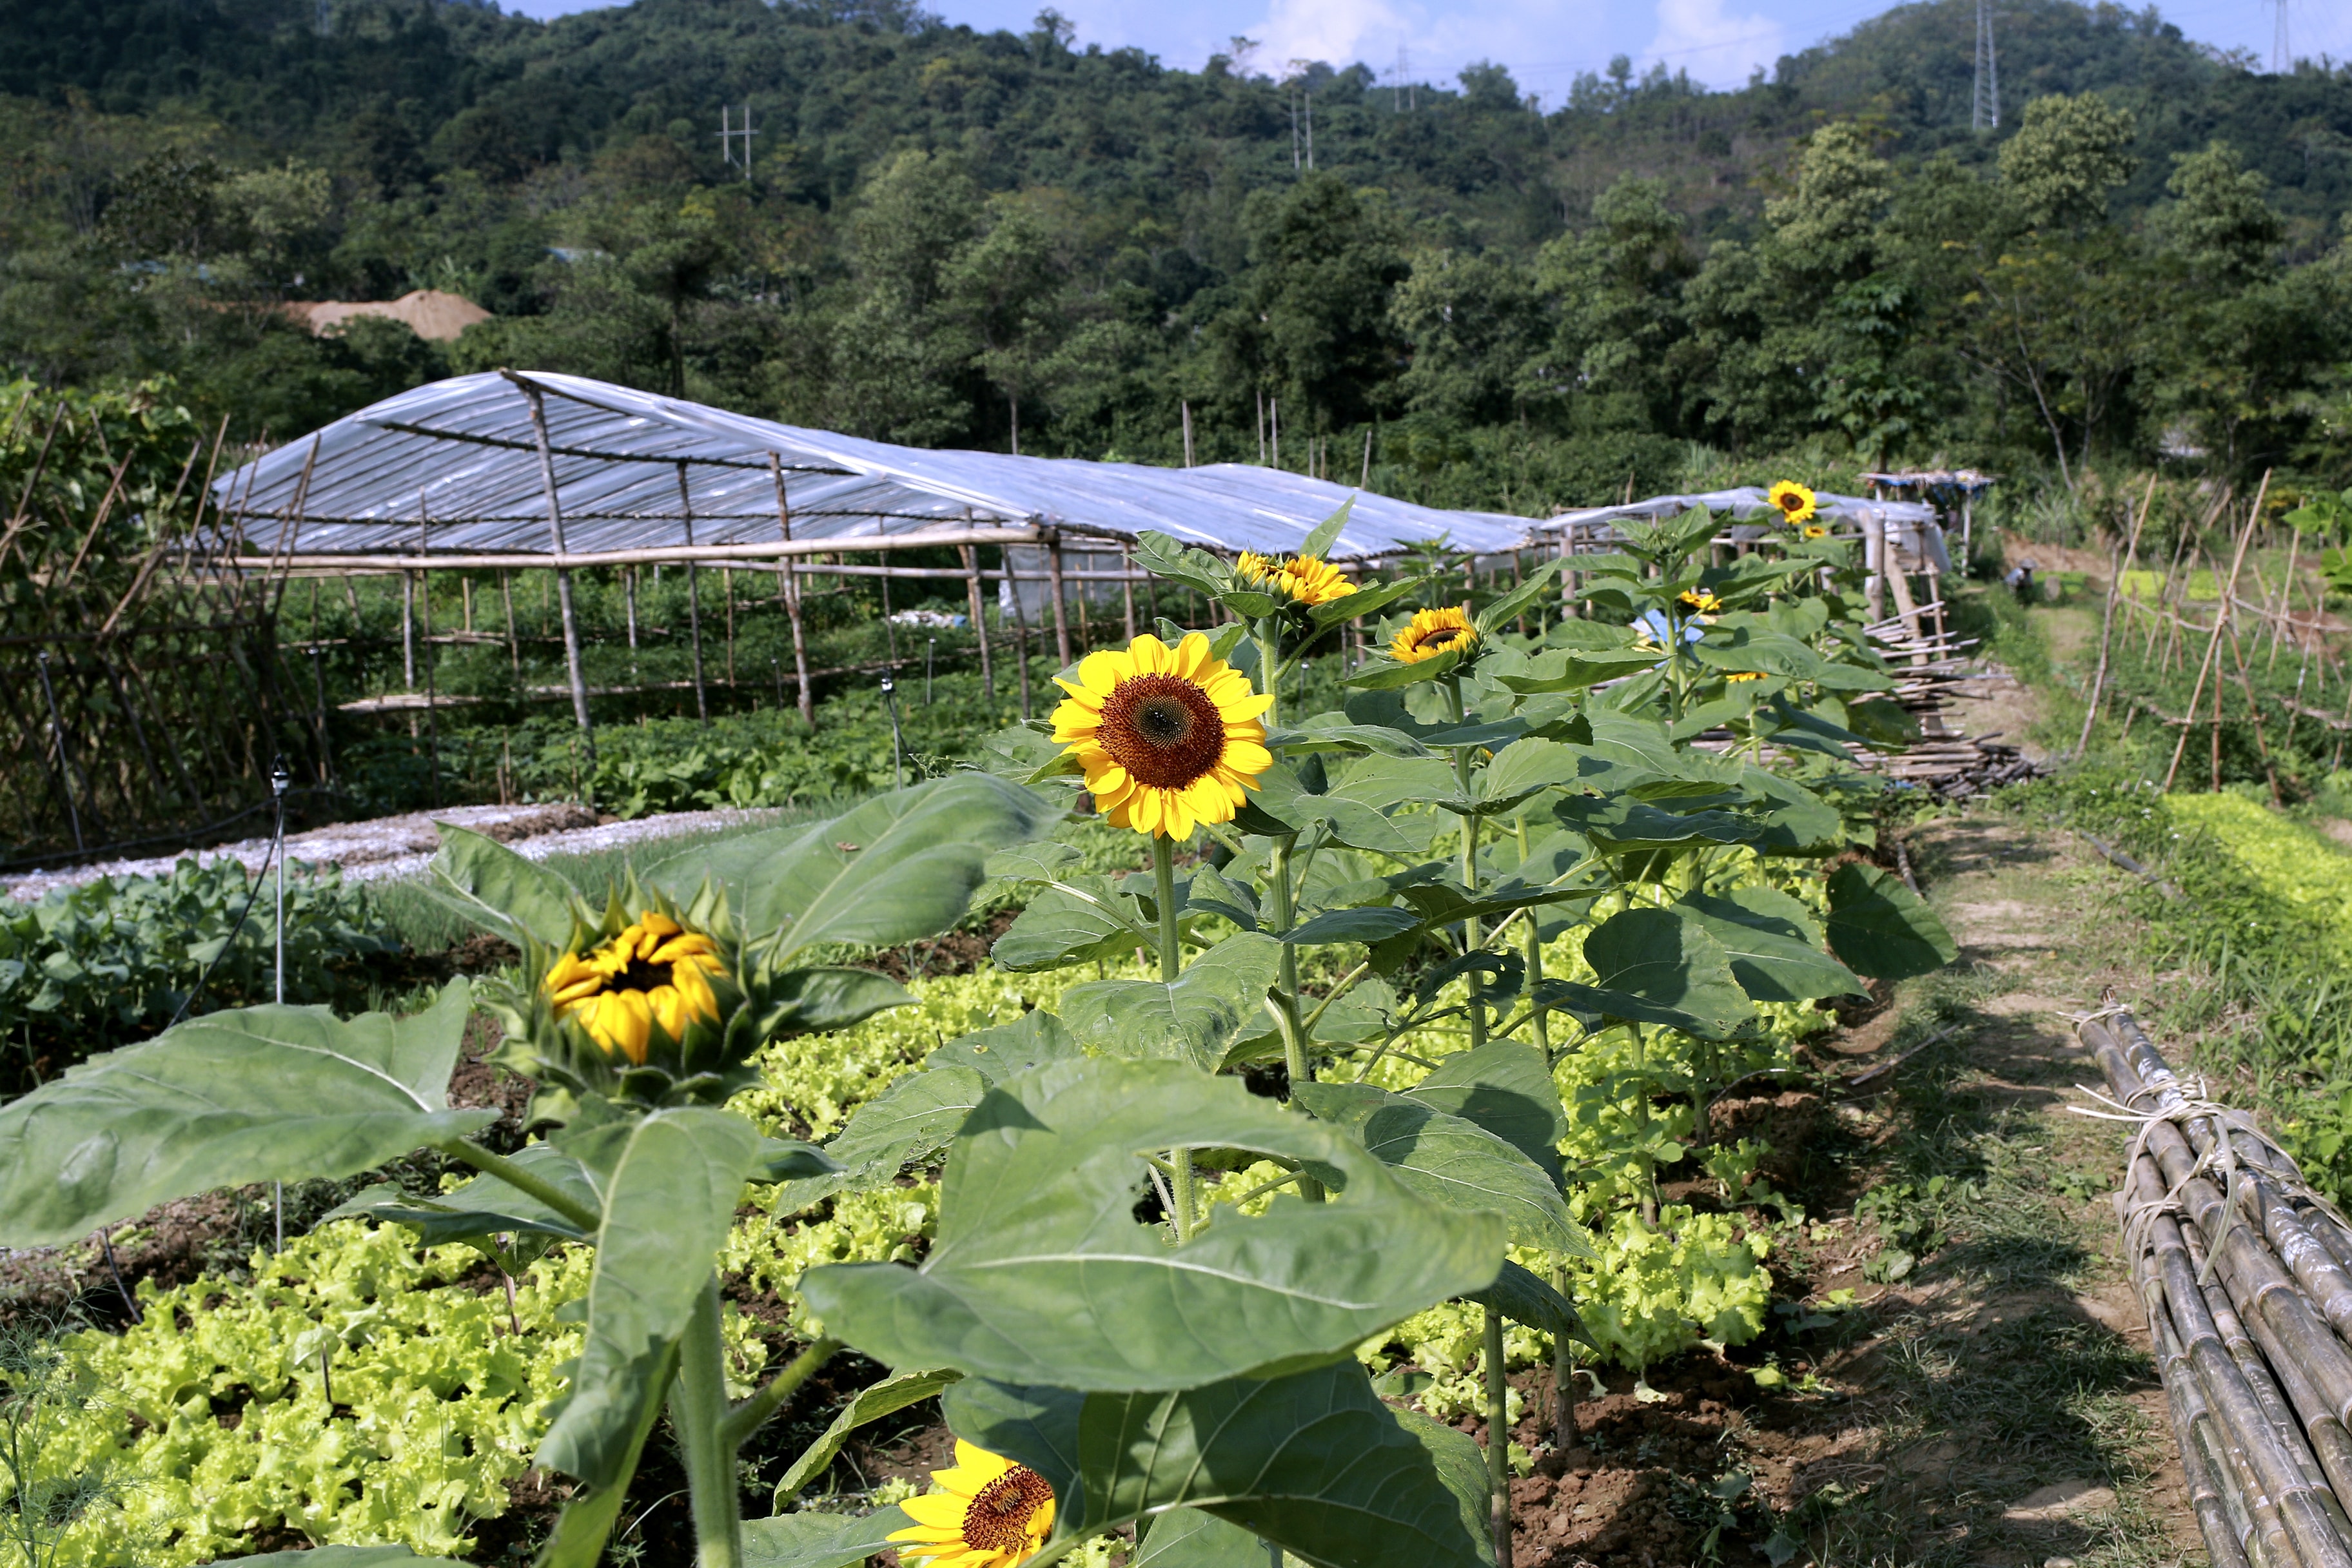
top-left (163, 774), bottom-right (286, 1030)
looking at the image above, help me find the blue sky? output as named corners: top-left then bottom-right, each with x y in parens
top-left (499, 0), bottom-right (2344, 100)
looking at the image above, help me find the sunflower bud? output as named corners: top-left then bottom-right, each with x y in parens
top-left (490, 887), bottom-right (772, 1115)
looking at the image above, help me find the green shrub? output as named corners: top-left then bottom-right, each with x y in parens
top-left (0, 859), bottom-right (397, 1092)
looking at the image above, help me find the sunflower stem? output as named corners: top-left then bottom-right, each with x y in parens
top-left (1266, 833), bottom-right (1326, 1202)
top-left (1152, 832), bottom-right (1199, 1240)
top-left (1485, 1304), bottom-right (1514, 1568)
top-left (1152, 833), bottom-right (1182, 983)
top-left (434, 1139), bottom-right (603, 1233)
top-left (1256, 623), bottom-right (1284, 729)
top-left (675, 1275), bottom-right (743, 1568)
top-left (1514, 815), bottom-right (1549, 1059)
top-left (720, 1335), bottom-right (840, 1452)
top-left (1446, 674), bottom-right (1485, 1050)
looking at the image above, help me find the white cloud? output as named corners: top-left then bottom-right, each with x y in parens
top-left (1643, 0), bottom-right (1783, 88)
top-left (1253, 0), bottom-right (1418, 75)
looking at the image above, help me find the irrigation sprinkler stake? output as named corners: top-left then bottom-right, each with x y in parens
top-left (271, 755), bottom-right (291, 1253)
top-left (880, 673), bottom-right (904, 789)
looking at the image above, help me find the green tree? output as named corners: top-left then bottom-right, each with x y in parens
top-left (1225, 172), bottom-right (1409, 438)
top-left (1997, 92), bottom-right (2138, 231)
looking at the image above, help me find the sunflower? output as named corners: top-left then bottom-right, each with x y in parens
top-left (1801, 523), bottom-right (1828, 540)
top-left (1391, 606), bottom-right (1479, 664)
top-left (1768, 481), bottom-right (1818, 525)
top-left (1052, 632), bottom-right (1274, 840)
top-left (1725, 671), bottom-right (1767, 682)
top-left (543, 912), bottom-right (723, 1066)
top-left (1677, 588), bottom-right (1723, 615)
top-left (889, 1442), bottom-right (1056, 1568)
top-left (1239, 551), bottom-right (1357, 607)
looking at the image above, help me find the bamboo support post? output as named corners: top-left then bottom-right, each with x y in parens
top-left (961, 544), bottom-right (993, 702)
top-left (513, 380), bottom-right (596, 775)
top-left (1121, 545), bottom-right (1137, 641)
top-left (769, 455), bottom-right (812, 727)
top-left (2166, 478), bottom-right (2268, 792)
top-left (674, 461), bottom-right (709, 723)
top-left (2077, 475), bottom-right (2157, 757)
top-left (1046, 536), bottom-right (1072, 667)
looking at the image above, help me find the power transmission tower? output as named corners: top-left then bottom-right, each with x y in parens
top-left (1972, 0), bottom-right (1999, 132)
top-left (717, 104), bottom-right (757, 179)
top-left (2272, 0), bottom-right (2291, 74)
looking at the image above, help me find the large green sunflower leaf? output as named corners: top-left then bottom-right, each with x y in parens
top-left (741, 1507), bottom-right (918, 1568)
top-left (639, 775), bottom-right (1055, 956)
top-left (1291, 1081), bottom-right (1588, 1257)
top-left (1546, 907), bottom-right (1756, 1038)
top-left (770, 1066), bottom-right (987, 1216)
top-left (536, 1108), bottom-right (763, 1490)
top-left (992, 879), bottom-right (1150, 972)
top-left (1674, 887), bottom-right (1862, 1004)
top-left (1133, 1509), bottom-right (1273, 1567)
top-left (1401, 1040), bottom-right (1569, 1186)
top-left (425, 826), bottom-right (583, 948)
top-left (1058, 933), bottom-right (1282, 1072)
top-left (798, 1059), bottom-right (1503, 1391)
top-left (0, 983), bottom-right (491, 1250)
top-left (944, 1360), bottom-right (1494, 1568)
top-left (1826, 863), bottom-right (1958, 979)
top-left (772, 1370), bottom-right (963, 1506)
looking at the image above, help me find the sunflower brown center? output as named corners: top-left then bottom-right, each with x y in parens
top-left (961, 1466), bottom-right (1054, 1553)
top-left (1417, 626), bottom-right (1469, 651)
top-left (1778, 494), bottom-right (1803, 513)
top-left (1097, 672), bottom-right (1227, 789)
top-left (608, 957), bottom-right (675, 994)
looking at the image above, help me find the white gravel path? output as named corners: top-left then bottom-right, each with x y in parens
top-left (4, 803), bottom-right (791, 903)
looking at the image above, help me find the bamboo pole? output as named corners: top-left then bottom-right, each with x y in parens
top-left (1121, 545), bottom-right (1137, 642)
top-left (961, 544), bottom-right (994, 703)
top-left (2077, 475), bottom-right (2157, 757)
top-left (2166, 479), bottom-right (2267, 792)
top-left (674, 461), bottom-right (709, 723)
top-left (514, 380), bottom-right (596, 777)
top-left (1046, 536), bottom-right (1072, 667)
top-left (770, 455), bottom-right (812, 727)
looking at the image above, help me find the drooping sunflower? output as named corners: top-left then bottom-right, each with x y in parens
top-left (1238, 550), bottom-right (1357, 607)
top-left (543, 912), bottom-right (723, 1066)
top-left (1768, 481), bottom-right (1818, 525)
top-left (1391, 605), bottom-right (1479, 664)
top-left (1052, 632), bottom-right (1274, 840)
top-left (1725, 670), bottom-right (1767, 683)
top-left (888, 1441), bottom-right (1057, 1568)
top-left (1677, 588), bottom-right (1723, 616)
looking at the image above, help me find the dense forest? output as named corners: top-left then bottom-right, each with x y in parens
top-left (3, 0), bottom-right (2351, 513)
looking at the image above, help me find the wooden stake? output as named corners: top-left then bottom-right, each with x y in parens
top-left (674, 460), bottom-right (708, 723)
top-left (770, 455), bottom-right (812, 726)
top-left (1121, 545), bottom-right (1137, 641)
top-left (2165, 475), bottom-right (2268, 792)
top-left (1046, 537), bottom-right (1072, 667)
top-left (2077, 475), bottom-right (2157, 758)
top-left (513, 377), bottom-right (596, 777)
top-left (962, 543), bottom-right (994, 702)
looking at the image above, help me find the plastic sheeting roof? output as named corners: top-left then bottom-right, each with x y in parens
top-left (1538, 486), bottom-right (1938, 534)
top-left (208, 371), bottom-right (1535, 562)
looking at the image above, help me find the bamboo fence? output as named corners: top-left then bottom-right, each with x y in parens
top-left (2081, 1001), bottom-right (2352, 1568)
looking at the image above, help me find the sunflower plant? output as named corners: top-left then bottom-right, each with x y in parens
top-left (0, 500), bottom-right (1962, 1568)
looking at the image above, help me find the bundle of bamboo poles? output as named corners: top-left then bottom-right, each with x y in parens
top-left (2081, 1001), bottom-right (2352, 1568)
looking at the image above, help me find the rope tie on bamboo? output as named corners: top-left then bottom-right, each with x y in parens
top-left (2067, 1065), bottom-right (2348, 1291)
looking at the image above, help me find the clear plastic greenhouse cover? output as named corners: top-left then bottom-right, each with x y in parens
top-left (206, 371), bottom-right (1540, 563)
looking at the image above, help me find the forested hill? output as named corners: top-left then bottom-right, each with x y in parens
top-left (3, 0), bottom-right (2350, 512)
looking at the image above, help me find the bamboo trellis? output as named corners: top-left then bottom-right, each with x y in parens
top-left (1, 411), bottom-right (319, 868)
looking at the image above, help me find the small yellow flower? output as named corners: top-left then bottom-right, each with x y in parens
top-left (1051, 632), bottom-right (1273, 841)
top-left (1768, 481), bottom-right (1818, 525)
top-left (1235, 551), bottom-right (1280, 588)
top-left (544, 913), bottom-right (723, 1065)
top-left (889, 1440), bottom-right (1056, 1567)
top-left (1391, 606), bottom-right (1478, 663)
top-left (1725, 671), bottom-right (1767, 682)
top-left (1677, 589), bottom-right (1722, 615)
top-left (1801, 524), bottom-right (1828, 539)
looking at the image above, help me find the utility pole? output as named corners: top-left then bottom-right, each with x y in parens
top-left (1972, 0), bottom-right (1999, 132)
top-left (718, 104), bottom-right (756, 177)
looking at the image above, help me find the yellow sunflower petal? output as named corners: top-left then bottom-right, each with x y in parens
top-left (900, 1494), bottom-right (970, 1526)
top-left (1172, 632), bottom-right (1211, 678)
top-left (1127, 633), bottom-right (1170, 674)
